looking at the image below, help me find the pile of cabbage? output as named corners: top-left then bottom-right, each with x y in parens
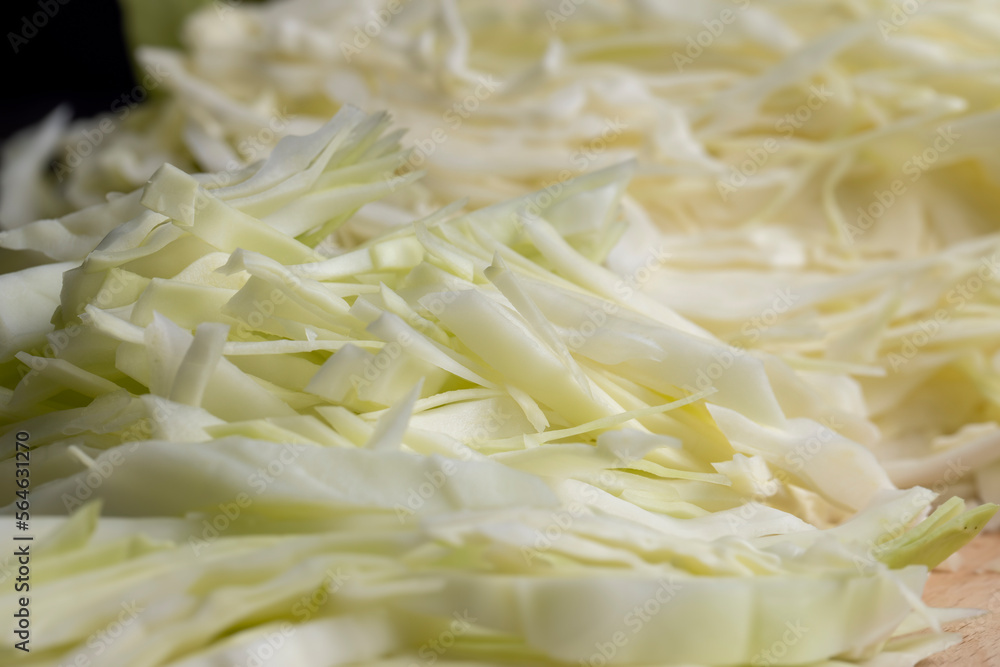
top-left (1, 107), bottom-right (996, 666)
top-left (3, 0), bottom-right (1000, 513)
top-left (3, 0), bottom-right (1000, 664)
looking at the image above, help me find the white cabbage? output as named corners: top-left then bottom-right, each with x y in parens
top-left (2, 0), bottom-right (999, 512)
top-left (0, 112), bottom-right (994, 666)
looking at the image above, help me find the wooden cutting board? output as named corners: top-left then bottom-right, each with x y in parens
top-left (919, 533), bottom-right (1000, 666)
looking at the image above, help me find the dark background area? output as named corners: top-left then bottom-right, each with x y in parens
top-left (2, 0), bottom-right (136, 141)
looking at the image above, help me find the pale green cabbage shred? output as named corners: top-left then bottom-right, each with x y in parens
top-left (0, 0), bottom-right (999, 665)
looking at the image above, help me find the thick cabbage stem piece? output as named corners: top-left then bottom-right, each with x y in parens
top-left (0, 111), bottom-right (994, 667)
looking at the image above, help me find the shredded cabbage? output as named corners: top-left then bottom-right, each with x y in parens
top-left (3, 0), bottom-right (999, 518)
top-left (0, 111), bottom-right (994, 666)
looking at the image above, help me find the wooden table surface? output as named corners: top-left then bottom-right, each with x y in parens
top-left (919, 533), bottom-right (1000, 666)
